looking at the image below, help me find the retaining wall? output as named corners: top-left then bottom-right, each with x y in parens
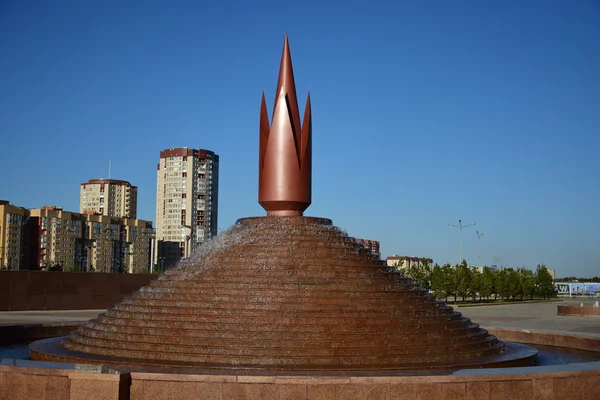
top-left (557, 305), bottom-right (600, 318)
top-left (0, 271), bottom-right (155, 311)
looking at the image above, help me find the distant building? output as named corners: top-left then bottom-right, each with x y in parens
top-left (0, 200), bottom-right (29, 270)
top-left (155, 147), bottom-right (219, 269)
top-left (386, 254), bottom-right (433, 269)
top-left (80, 178), bottom-right (138, 219)
top-left (354, 238), bottom-right (380, 258)
top-left (28, 206), bottom-right (154, 273)
top-left (471, 265), bottom-right (498, 273)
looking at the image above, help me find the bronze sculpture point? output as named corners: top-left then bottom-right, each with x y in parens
top-left (258, 35), bottom-right (312, 216)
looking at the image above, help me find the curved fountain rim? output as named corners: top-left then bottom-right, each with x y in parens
top-left (21, 326), bottom-right (600, 376)
top-left (28, 336), bottom-right (538, 374)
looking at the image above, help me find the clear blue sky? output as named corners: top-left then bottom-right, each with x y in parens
top-left (1, 1), bottom-right (598, 277)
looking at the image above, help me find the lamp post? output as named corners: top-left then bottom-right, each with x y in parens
top-left (182, 224), bottom-right (193, 258)
top-left (476, 230), bottom-right (484, 261)
top-left (448, 219), bottom-right (475, 265)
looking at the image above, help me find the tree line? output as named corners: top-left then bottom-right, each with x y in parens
top-left (556, 276), bottom-right (600, 283)
top-left (396, 259), bottom-right (556, 302)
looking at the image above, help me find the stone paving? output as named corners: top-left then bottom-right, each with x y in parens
top-left (0, 310), bottom-right (105, 327)
top-left (459, 299), bottom-right (600, 334)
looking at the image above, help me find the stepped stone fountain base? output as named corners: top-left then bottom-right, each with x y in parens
top-left (31, 216), bottom-right (535, 370)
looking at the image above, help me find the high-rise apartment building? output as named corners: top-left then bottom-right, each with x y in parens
top-left (28, 206), bottom-right (154, 273)
top-left (0, 200), bottom-right (29, 270)
top-left (155, 147), bottom-right (219, 268)
top-left (80, 179), bottom-right (138, 219)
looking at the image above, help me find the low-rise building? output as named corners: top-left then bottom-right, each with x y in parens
top-left (354, 238), bottom-right (381, 258)
top-left (386, 254), bottom-right (433, 269)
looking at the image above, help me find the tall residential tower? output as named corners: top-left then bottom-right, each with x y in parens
top-left (80, 179), bottom-right (138, 219)
top-left (155, 147), bottom-right (219, 268)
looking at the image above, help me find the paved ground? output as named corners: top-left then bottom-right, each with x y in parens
top-left (0, 309), bottom-right (106, 327)
top-left (459, 299), bottom-right (600, 334)
top-left (0, 300), bottom-right (598, 333)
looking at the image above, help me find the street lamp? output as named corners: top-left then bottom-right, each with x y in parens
top-left (448, 219), bottom-right (475, 265)
top-left (182, 224), bottom-right (193, 258)
top-left (476, 230), bottom-right (484, 261)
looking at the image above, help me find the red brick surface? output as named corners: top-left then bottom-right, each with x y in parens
top-left (0, 271), bottom-right (155, 311)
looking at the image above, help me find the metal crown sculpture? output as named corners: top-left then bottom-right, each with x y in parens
top-left (259, 36), bottom-right (312, 216)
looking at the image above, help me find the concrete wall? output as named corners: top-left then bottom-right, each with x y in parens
top-left (0, 271), bottom-right (155, 311)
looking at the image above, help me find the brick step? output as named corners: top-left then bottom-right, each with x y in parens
top-left (143, 278), bottom-right (419, 290)
top-left (103, 309), bottom-right (458, 326)
top-left (83, 320), bottom-right (483, 341)
top-left (114, 297), bottom-right (451, 312)
top-left (139, 281), bottom-right (421, 294)
top-left (156, 268), bottom-right (406, 280)
top-left (155, 272), bottom-right (408, 283)
top-left (132, 288), bottom-right (430, 301)
top-left (126, 297), bottom-right (448, 313)
top-left (132, 286), bottom-right (436, 307)
top-left (66, 332), bottom-right (499, 358)
top-left (155, 273), bottom-right (412, 284)
top-left (95, 313), bottom-right (472, 332)
top-left (119, 296), bottom-right (442, 309)
top-left (128, 293), bottom-right (445, 310)
top-left (62, 338), bottom-right (502, 367)
top-left (77, 325), bottom-right (490, 347)
top-left (112, 302), bottom-right (447, 319)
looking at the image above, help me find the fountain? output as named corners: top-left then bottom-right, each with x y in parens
top-left (29, 36), bottom-right (535, 371)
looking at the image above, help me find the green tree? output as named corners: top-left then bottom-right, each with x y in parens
top-left (535, 264), bottom-right (555, 299)
top-left (479, 267), bottom-right (496, 300)
top-left (455, 261), bottom-right (473, 302)
top-left (63, 264), bottom-right (80, 273)
top-left (507, 268), bottom-right (522, 300)
top-left (519, 268), bottom-right (536, 300)
top-left (430, 264), bottom-right (448, 301)
top-left (400, 258), bottom-right (433, 290)
top-left (469, 267), bottom-right (483, 301)
top-left (443, 263), bottom-right (457, 302)
top-left (496, 268), bottom-right (511, 300)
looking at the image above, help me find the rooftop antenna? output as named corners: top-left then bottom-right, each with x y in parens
top-left (108, 160), bottom-right (111, 179)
